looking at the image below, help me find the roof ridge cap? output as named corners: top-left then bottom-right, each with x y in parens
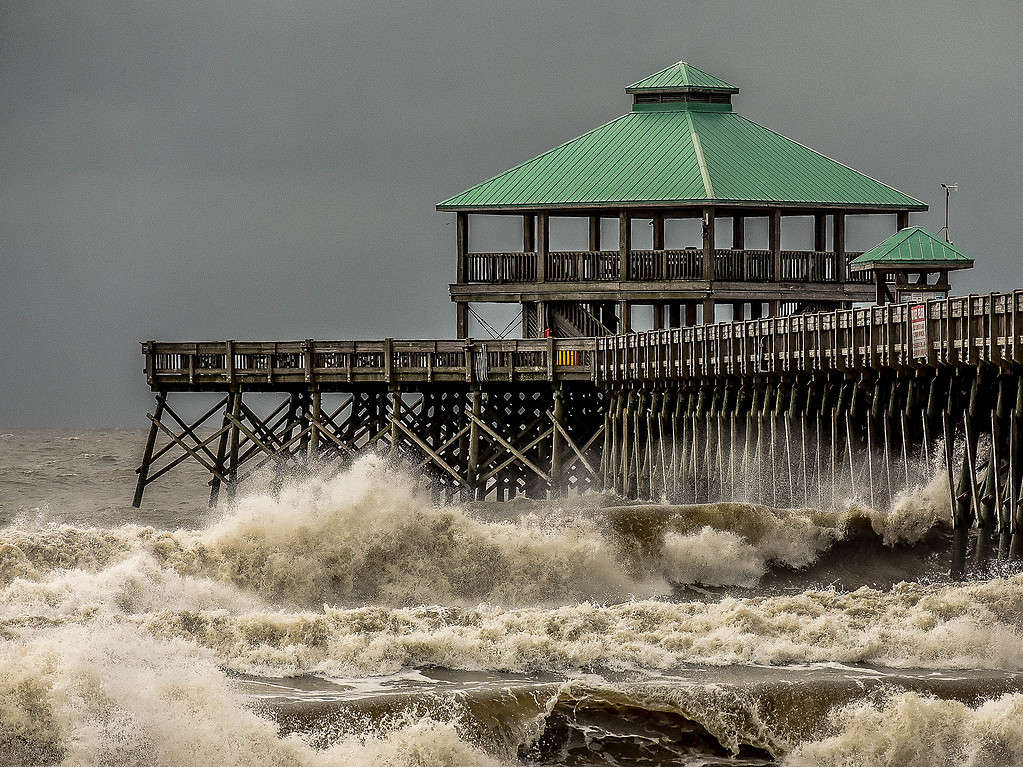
top-left (688, 111), bottom-right (714, 199)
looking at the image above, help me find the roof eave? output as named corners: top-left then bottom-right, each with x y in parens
top-left (849, 259), bottom-right (974, 272)
top-left (437, 200), bottom-right (929, 213)
top-left (625, 86), bottom-right (740, 95)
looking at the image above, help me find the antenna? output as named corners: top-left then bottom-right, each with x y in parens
top-left (939, 183), bottom-right (958, 243)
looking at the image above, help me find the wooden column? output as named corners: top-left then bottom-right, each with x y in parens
top-left (685, 302), bottom-right (697, 326)
top-left (536, 212), bottom-right (549, 282)
top-left (308, 390), bottom-right (321, 459)
top-left (550, 389), bottom-right (564, 496)
top-left (733, 215), bottom-right (746, 280)
top-left (814, 214), bottom-right (827, 251)
top-left (833, 212), bottom-right (846, 280)
top-left (588, 215), bottom-right (601, 251)
top-left (653, 304), bottom-right (665, 330)
top-left (226, 392), bottom-right (242, 500)
top-left (703, 297), bottom-right (716, 324)
top-left (619, 301), bottom-right (632, 333)
top-left (769, 209), bottom-right (781, 281)
top-left (732, 215), bottom-right (745, 248)
top-left (702, 206), bottom-right (717, 323)
top-left (669, 303), bottom-right (681, 328)
top-left (456, 302), bottom-right (469, 339)
top-left (749, 301), bottom-right (763, 320)
top-left (653, 214), bottom-right (667, 279)
top-left (653, 213), bottom-right (665, 249)
top-left (456, 212), bottom-right (468, 283)
top-left (875, 271), bottom-right (887, 305)
top-left (702, 207), bottom-right (715, 281)
top-left (619, 211), bottom-right (631, 280)
top-left (133, 393), bottom-right (166, 508)
top-left (209, 394), bottom-right (234, 508)
top-left (731, 301), bottom-right (744, 322)
top-left (389, 389), bottom-right (400, 457)
top-left (897, 210), bottom-right (910, 231)
top-left (468, 392), bottom-right (481, 498)
top-left (523, 214), bottom-right (535, 252)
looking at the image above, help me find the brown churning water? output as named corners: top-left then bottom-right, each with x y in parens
top-left (2, 430), bottom-right (1023, 767)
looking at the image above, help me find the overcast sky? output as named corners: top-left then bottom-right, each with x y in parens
top-left (3, 0), bottom-right (1022, 427)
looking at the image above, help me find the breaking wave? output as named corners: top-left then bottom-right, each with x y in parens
top-left (136, 573), bottom-right (1023, 677)
top-left (1, 452), bottom-right (1012, 766)
top-left (785, 690), bottom-right (1023, 767)
top-left (6, 619), bottom-right (1023, 767)
top-left (0, 455), bottom-right (952, 613)
top-left (0, 622), bottom-right (505, 767)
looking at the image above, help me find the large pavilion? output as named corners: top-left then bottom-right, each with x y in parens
top-left (438, 60), bottom-right (928, 337)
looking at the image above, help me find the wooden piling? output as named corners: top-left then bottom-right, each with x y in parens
top-left (550, 389), bottom-right (564, 496)
top-left (468, 392), bottom-right (482, 499)
top-left (133, 393), bottom-right (166, 508)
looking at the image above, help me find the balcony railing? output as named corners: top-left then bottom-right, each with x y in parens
top-left (465, 251), bottom-right (537, 283)
top-left (543, 250), bottom-right (620, 281)
top-left (463, 249), bottom-right (868, 285)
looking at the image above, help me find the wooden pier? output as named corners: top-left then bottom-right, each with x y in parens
top-left (136, 290), bottom-right (1023, 574)
top-left (136, 337), bottom-right (605, 508)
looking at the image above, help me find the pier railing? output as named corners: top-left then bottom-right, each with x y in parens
top-left (144, 291), bottom-right (1022, 392)
top-left (463, 249), bottom-right (869, 283)
top-left (144, 338), bottom-right (597, 390)
top-left (596, 291), bottom-right (1023, 382)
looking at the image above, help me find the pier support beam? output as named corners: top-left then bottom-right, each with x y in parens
top-left (133, 393), bottom-right (166, 508)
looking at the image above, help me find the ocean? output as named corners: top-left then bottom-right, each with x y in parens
top-left (2, 429), bottom-right (1023, 766)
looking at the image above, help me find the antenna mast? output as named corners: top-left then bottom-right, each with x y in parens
top-left (939, 183), bottom-right (958, 243)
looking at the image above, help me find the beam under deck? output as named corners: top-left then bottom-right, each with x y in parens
top-left (449, 280), bottom-right (875, 304)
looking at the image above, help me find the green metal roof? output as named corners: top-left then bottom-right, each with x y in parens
top-left (849, 227), bottom-right (974, 271)
top-left (626, 61), bottom-right (738, 93)
top-left (437, 106), bottom-right (926, 211)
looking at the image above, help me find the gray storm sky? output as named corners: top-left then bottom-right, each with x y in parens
top-left (3, 0), bottom-right (1022, 427)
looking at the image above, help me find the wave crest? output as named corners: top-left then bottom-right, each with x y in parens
top-left (0, 622), bottom-right (505, 767)
top-left (785, 690), bottom-right (1023, 767)
top-left (0, 457), bottom-right (955, 613)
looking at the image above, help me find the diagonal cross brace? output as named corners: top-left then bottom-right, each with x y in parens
top-left (547, 411), bottom-right (598, 478)
top-left (392, 418), bottom-right (469, 488)
top-left (469, 409), bottom-right (552, 484)
top-left (147, 412), bottom-right (230, 484)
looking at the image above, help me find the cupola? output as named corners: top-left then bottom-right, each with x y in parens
top-left (626, 61), bottom-right (738, 111)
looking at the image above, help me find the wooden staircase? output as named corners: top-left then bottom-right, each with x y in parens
top-left (548, 302), bottom-right (614, 337)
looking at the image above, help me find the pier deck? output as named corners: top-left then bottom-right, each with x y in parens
top-left (143, 338), bottom-right (597, 392)
top-left (144, 291), bottom-right (1023, 393)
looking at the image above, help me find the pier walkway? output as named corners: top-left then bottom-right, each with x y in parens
top-left (144, 291), bottom-right (1022, 391)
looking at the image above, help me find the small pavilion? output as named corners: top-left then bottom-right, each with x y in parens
top-left (849, 226), bottom-right (974, 304)
top-left (439, 60), bottom-right (928, 337)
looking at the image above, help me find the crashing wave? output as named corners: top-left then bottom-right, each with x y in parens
top-left (0, 456), bottom-right (953, 612)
